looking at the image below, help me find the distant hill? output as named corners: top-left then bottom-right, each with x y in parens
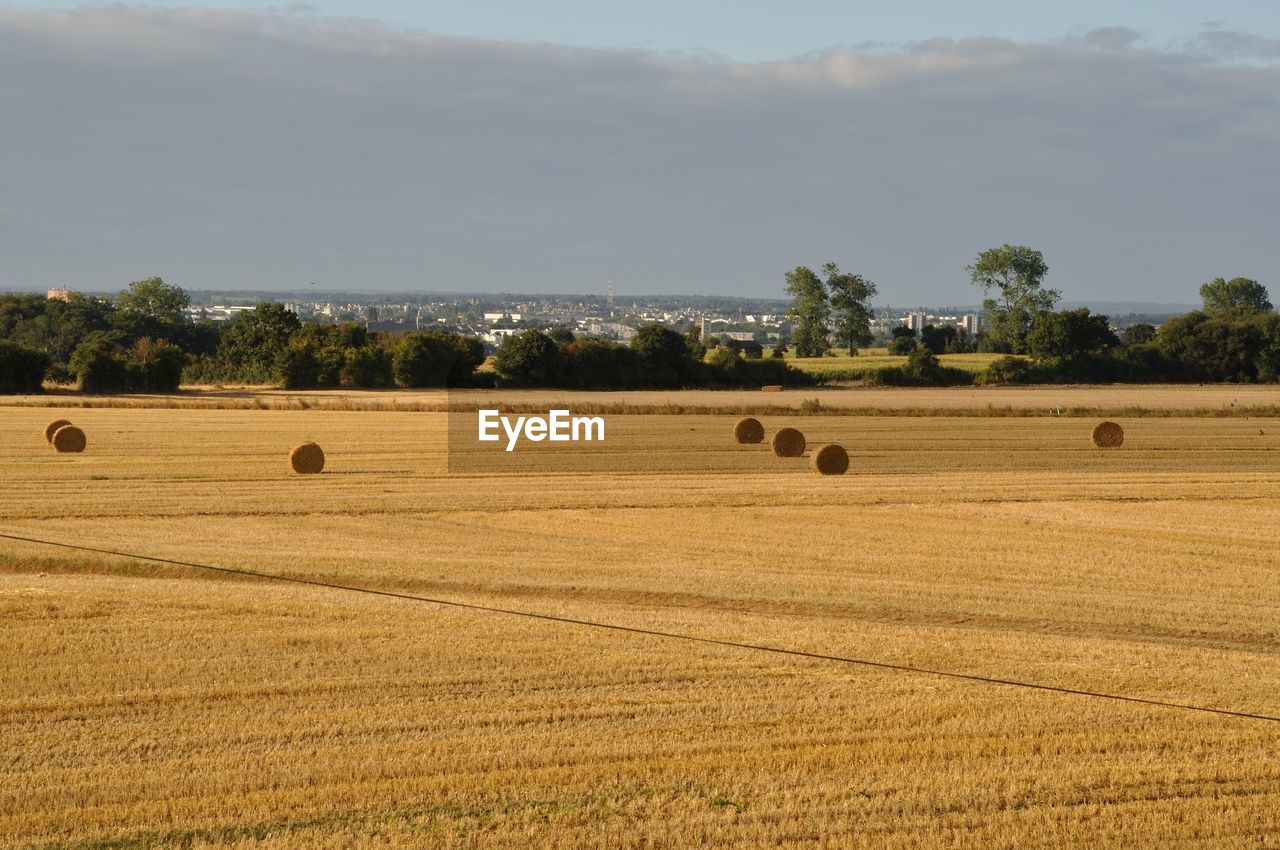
top-left (1059, 301), bottom-right (1197, 315)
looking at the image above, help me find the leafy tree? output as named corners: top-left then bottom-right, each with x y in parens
top-left (887, 326), bottom-right (916, 355)
top-left (981, 355), bottom-right (1031, 384)
top-left (392, 331), bottom-right (485, 388)
top-left (216, 303), bottom-right (302, 381)
top-left (276, 338), bottom-right (323, 389)
top-left (70, 332), bottom-right (130, 393)
top-left (127, 338), bottom-right (185, 392)
top-left (630, 323), bottom-right (693, 385)
top-left (546, 326), bottom-right (576, 346)
top-left (771, 339), bottom-right (788, 359)
top-left (920, 324), bottom-right (958, 355)
top-left (561, 337), bottom-right (638, 389)
top-left (1200, 277), bottom-right (1271, 316)
top-left (785, 266), bottom-right (830, 357)
top-left (824, 263), bottom-right (877, 355)
top-left (968, 245), bottom-right (1059, 353)
top-left (903, 346), bottom-right (943, 383)
top-left (340, 343), bottom-right (393, 387)
top-left (335, 322), bottom-right (368, 349)
top-left (1124, 323), bottom-right (1157, 345)
top-left (0, 340), bottom-right (50, 394)
top-left (682, 324), bottom-right (705, 360)
top-left (707, 346), bottom-right (739, 370)
top-left (114, 277), bottom-right (191, 341)
top-left (1026, 309), bottom-right (1118, 365)
top-left (494, 330), bottom-right (563, 386)
top-left (0, 292), bottom-right (116, 371)
top-left (1157, 311), bottom-right (1265, 382)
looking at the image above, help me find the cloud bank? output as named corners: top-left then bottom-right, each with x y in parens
top-left (1, 7), bottom-right (1277, 300)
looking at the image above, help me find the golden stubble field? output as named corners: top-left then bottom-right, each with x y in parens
top-left (3, 390), bottom-right (1280, 849)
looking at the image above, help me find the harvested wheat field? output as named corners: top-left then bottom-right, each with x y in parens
top-left (3, 390), bottom-right (1280, 849)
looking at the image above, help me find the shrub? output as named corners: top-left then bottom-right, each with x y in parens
top-left (495, 330), bottom-right (564, 386)
top-left (129, 338), bottom-right (185, 392)
top-left (277, 339), bottom-right (323, 389)
top-left (980, 355), bottom-right (1032, 385)
top-left (887, 334), bottom-right (917, 355)
top-left (903, 347), bottom-right (943, 382)
top-left (0, 340), bottom-right (50, 394)
top-left (560, 338), bottom-right (639, 389)
top-left (70, 334), bottom-right (129, 393)
top-left (707, 347), bottom-right (739, 371)
top-left (392, 331), bottom-right (485, 388)
top-left (340, 343), bottom-right (393, 388)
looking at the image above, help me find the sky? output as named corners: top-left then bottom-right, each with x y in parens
top-left (2, 3), bottom-right (1278, 301)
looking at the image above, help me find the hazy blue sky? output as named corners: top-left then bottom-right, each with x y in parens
top-left (13, 1), bottom-right (1280, 60)
top-left (2, 3), bottom-right (1278, 301)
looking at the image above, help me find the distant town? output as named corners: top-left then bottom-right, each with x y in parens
top-left (46, 288), bottom-right (1181, 352)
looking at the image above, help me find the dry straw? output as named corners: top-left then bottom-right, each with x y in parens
top-left (733, 417), bottom-right (765, 444)
top-left (772, 427), bottom-right (806, 457)
top-left (810, 443), bottom-right (849, 475)
top-left (290, 442), bottom-right (325, 474)
top-left (1091, 421), bottom-right (1124, 448)
top-left (44, 419), bottom-right (72, 443)
top-left (51, 425), bottom-right (86, 453)
top-left (760, 385), bottom-right (783, 392)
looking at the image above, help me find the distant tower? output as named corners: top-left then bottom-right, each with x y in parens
top-left (607, 279), bottom-right (614, 318)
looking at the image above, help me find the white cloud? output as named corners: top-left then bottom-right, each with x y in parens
top-left (0, 6), bottom-right (1277, 300)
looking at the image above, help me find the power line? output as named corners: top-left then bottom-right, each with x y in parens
top-left (2, 529), bottom-right (1278, 725)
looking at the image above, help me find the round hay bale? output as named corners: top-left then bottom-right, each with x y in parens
top-left (290, 442), bottom-right (325, 474)
top-left (771, 427), bottom-right (806, 458)
top-left (51, 425), bottom-right (86, 453)
top-left (733, 417), bottom-right (765, 444)
top-left (1091, 421), bottom-right (1124, 448)
top-left (44, 418), bottom-right (72, 443)
top-left (810, 443), bottom-right (849, 475)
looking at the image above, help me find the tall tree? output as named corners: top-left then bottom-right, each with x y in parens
top-left (216, 302), bottom-right (301, 381)
top-left (114, 277), bottom-right (190, 341)
top-left (1026, 308), bottom-right (1118, 365)
top-left (824, 262), bottom-right (877, 355)
top-left (785, 266), bottom-right (830, 357)
top-left (1200, 277), bottom-right (1271, 316)
top-left (967, 245), bottom-right (1059, 354)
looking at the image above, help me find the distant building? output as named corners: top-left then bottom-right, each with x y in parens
top-left (906, 311), bottom-right (928, 331)
top-left (584, 321), bottom-right (635, 342)
top-left (46, 289), bottom-right (71, 302)
top-left (483, 328), bottom-right (521, 346)
top-left (723, 331), bottom-right (756, 342)
top-left (960, 314), bottom-right (982, 335)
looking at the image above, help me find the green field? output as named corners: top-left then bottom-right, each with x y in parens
top-left (781, 349), bottom-right (1014, 380)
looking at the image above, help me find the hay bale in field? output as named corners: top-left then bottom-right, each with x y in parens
top-left (290, 442), bottom-right (325, 474)
top-left (760, 385), bottom-right (783, 392)
top-left (1091, 421), bottom-right (1124, 448)
top-left (771, 427), bottom-right (806, 457)
top-left (51, 425), bottom-right (86, 453)
top-left (810, 443), bottom-right (849, 475)
top-left (44, 419), bottom-right (72, 443)
top-left (733, 417), bottom-right (765, 444)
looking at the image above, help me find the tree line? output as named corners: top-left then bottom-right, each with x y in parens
top-left (785, 245), bottom-right (1279, 385)
top-left (0, 278), bottom-right (814, 393)
top-left (3, 255), bottom-right (1278, 393)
